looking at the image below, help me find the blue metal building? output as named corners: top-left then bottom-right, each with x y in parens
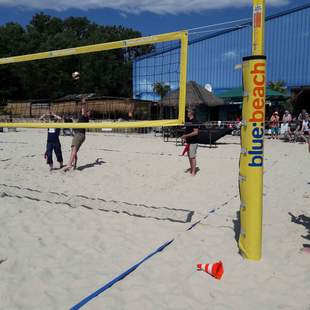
top-left (133, 4), bottom-right (310, 106)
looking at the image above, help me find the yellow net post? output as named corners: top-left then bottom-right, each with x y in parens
top-left (252, 0), bottom-right (266, 56)
top-left (238, 0), bottom-right (266, 260)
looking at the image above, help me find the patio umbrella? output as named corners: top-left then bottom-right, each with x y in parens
top-left (218, 87), bottom-right (290, 100)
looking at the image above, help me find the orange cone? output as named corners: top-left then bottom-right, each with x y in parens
top-left (197, 261), bottom-right (224, 280)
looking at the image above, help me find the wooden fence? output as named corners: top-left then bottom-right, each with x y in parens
top-left (4, 96), bottom-right (155, 120)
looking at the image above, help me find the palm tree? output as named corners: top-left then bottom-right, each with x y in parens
top-left (268, 80), bottom-right (287, 94)
top-left (268, 80), bottom-right (293, 114)
top-left (153, 82), bottom-right (171, 118)
top-left (153, 82), bottom-right (171, 99)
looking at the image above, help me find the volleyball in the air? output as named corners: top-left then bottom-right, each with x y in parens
top-left (72, 71), bottom-right (80, 80)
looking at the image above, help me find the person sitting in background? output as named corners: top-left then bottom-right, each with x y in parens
top-left (305, 115), bottom-right (310, 153)
top-left (287, 117), bottom-right (299, 142)
top-left (40, 110), bottom-right (63, 171)
top-left (294, 112), bottom-right (308, 143)
top-left (300, 112), bottom-right (310, 143)
top-left (303, 112), bottom-right (309, 130)
top-left (281, 110), bottom-right (292, 138)
top-left (298, 109), bottom-right (307, 122)
top-left (64, 104), bottom-right (90, 172)
top-left (269, 111), bottom-right (280, 139)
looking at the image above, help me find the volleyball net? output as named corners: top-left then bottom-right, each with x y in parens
top-left (0, 31), bottom-right (188, 129)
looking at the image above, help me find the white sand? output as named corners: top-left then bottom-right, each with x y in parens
top-left (0, 129), bottom-right (309, 310)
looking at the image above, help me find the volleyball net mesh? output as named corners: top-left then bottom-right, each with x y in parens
top-left (0, 31), bottom-right (188, 129)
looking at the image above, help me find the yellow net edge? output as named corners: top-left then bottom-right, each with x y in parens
top-left (0, 30), bottom-right (188, 65)
top-left (0, 30), bottom-right (188, 129)
top-left (0, 119), bottom-right (185, 129)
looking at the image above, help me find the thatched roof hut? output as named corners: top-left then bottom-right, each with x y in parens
top-left (160, 80), bottom-right (224, 109)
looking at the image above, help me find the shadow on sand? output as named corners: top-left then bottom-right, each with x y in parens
top-left (76, 158), bottom-right (106, 171)
top-left (289, 212), bottom-right (310, 249)
top-left (184, 167), bottom-right (200, 174)
top-left (232, 210), bottom-right (241, 244)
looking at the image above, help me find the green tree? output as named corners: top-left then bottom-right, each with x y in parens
top-left (268, 80), bottom-right (287, 93)
top-left (0, 23), bottom-right (27, 101)
top-left (0, 14), bottom-right (153, 102)
top-left (153, 82), bottom-right (171, 99)
top-left (268, 80), bottom-right (294, 115)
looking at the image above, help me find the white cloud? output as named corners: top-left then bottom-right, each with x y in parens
top-left (120, 12), bottom-right (128, 18)
top-left (223, 51), bottom-right (237, 59)
top-left (0, 0), bottom-right (291, 14)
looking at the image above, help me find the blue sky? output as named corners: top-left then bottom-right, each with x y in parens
top-left (0, 1), bottom-right (309, 36)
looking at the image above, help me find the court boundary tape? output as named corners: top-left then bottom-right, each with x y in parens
top-left (70, 239), bottom-right (174, 310)
top-left (70, 195), bottom-right (237, 309)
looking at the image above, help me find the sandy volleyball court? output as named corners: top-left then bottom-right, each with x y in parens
top-left (0, 129), bottom-right (309, 309)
